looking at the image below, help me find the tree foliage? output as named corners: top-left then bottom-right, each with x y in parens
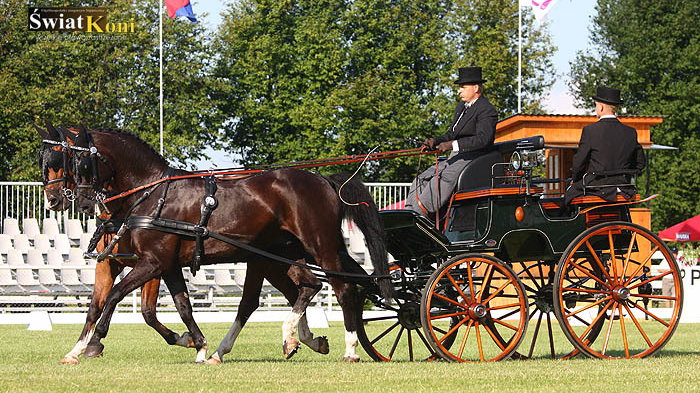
top-left (214, 0), bottom-right (555, 181)
top-left (569, 0), bottom-right (700, 230)
top-left (0, 0), bottom-right (220, 181)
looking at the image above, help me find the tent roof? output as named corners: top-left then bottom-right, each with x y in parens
top-left (658, 214), bottom-right (700, 242)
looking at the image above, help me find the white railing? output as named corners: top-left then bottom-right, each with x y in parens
top-left (366, 182), bottom-right (410, 210)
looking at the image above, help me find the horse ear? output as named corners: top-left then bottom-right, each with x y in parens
top-left (34, 124), bottom-right (50, 140)
top-left (40, 121), bottom-right (61, 140)
top-left (75, 126), bottom-right (90, 147)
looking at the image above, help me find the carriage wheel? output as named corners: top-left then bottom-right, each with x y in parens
top-left (421, 254), bottom-right (529, 362)
top-left (553, 222), bottom-right (683, 359)
top-left (357, 276), bottom-right (455, 361)
top-left (512, 260), bottom-right (597, 359)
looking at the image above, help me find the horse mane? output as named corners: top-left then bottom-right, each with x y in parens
top-left (67, 126), bottom-right (169, 166)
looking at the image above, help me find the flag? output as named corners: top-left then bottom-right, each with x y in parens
top-left (521, 0), bottom-right (559, 23)
top-left (165, 0), bottom-right (197, 23)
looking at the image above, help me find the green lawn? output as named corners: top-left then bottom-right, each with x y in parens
top-left (0, 321), bottom-right (698, 393)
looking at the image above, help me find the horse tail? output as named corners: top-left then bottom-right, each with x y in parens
top-left (325, 172), bottom-right (394, 301)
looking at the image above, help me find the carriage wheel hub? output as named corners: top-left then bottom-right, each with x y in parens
top-left (397, 302), bottom-right (422, 330)
top-left (612, 286), bottom-right (631, 301)
top-left (468, 304), bottom-right (487, 319)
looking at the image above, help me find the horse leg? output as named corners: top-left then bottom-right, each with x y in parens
top-left (140, 277), bottom-right (188, 347)
top-left (161, 267), bottom-right (208, 363)
top-left (328, 277), bottom-right (362, 362)
top-left (265, 265), bottom-right (329, 355)
top-left (206, 266), bottom-right (265, 364)
top-left (60, 259), bottom-right (121, 364)
top-left (281, 265), bottom-right (322, 359)
top-left (83, 261), bottom-right (161, 359)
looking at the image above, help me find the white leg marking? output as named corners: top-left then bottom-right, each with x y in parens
top-left (344, 330), bottom-right (359, 360)
top-left (282, 310), bottom-right (303, 343)
top-left (65, 328), bottom-right (94, 359)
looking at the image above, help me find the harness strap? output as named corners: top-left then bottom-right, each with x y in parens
top-left (191, 176), bottom-right (219, 274)
top-left (125, 215), bottom-right (389, 281)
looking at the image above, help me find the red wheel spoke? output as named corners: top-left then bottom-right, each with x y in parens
top-left (628, 270), bottom-right (673, 291)
top-left (481, 278), bottom-right (512, 305)
top-left (568, 259), bottom-right (612, 289)
top-left (482, 322), bottom-right (506, 351)
top-left (475, 323), bottom-right (485, 361)
top-left (456, 320), bottom-right (474, 358)
top-left (618, 304), bottom-right (630, 358)
top-left (631, 293), bottom-right (677, 300)
top-left (564, 295), bottom-right (612, 318)
top-left (621, 232), bottom-right (637, 282)
top-left (607, 230), bottom-right (619, 282)
top-left (370, 321), bottom-right (400, 345)
top-left (431, 291), bottom-right (469, 310)
top-left (467, 263), bottom-right (476, 303)
top-left (621, 302), bottom-right (653, 347)
top-left (477, 264), bottom-right (495, 302)
top-left (574, 300), bottom-right (614, 342)
top-left (562, 286), bottom-right (610, 295)
top-left (446, 271), bottom-right (472, 302)
top-left (492, 317), bottom-right (518, 331)
top-left (623, 245), bottom-right (659, 286)
top-left (601, 304), bottom-right (616, 356)
top-left (584, 241), bottom-right (614, 283)
top-left (430, 311), bottom-right (470, 320)
top-left (633, 302), bottom-right (671, 327)
top-left (438, 317), bottom-right (469, 344)
top-left (486, 302), bottom-right (522, 311)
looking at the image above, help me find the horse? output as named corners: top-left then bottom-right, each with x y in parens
top-left (66, 126), bottom-right (392, 362)
top-left (37, 124), bottom-right (207, 364)
top-left (37, 124), bottom-right (346, 363)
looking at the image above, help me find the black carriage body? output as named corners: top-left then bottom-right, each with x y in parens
top-left (381, 135), bottom-right (633, 265)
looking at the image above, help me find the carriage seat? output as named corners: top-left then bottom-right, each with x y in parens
top-left (456, 135), bottom-right (545, 193)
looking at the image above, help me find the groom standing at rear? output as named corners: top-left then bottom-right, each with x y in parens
top-left (405, 66), bottom-right (498, 217)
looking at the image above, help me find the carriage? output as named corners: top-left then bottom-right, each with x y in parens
top-left (356, 135), bottom-right (683, 362)
top-left (37, 125), bottom-right (682, 363)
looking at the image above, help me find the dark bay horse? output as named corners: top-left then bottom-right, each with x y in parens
top-left (37, 124), bottom-right (349, 363)
top-left (67, 127), bottom-right (392, 362)
top-left (37, 124), bottom-right (206, 364)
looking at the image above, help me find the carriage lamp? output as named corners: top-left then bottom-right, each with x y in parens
top-left (515, 206), bottom-right (525, 222)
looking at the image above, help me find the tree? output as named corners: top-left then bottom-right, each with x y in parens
top-left (214, 0), bottom-right (555, 181)
top-left (569, 0), bottom-right (700, 230)
top-left (0, 0), bottom-right (221, 181)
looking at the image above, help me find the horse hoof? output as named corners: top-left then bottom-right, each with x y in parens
top-left (316, 336), bottom-right (330, 355)
top-left (205, 354), bottom-right (222, 365)
top-left (342, 356), bottom-right (360, 362)
top-left (283, 339), bottom-right (300, 360)
top-left (175, 332), bottom-right (195, 348)
top-left (59, 355), bottom-right (79, 365)
top-left (83, 343), bottom-right (104, 359)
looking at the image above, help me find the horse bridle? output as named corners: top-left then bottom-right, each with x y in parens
top-left (39, 132), bottom-right (76, 202)
top-left (69, 133), bottom-right (115, 212)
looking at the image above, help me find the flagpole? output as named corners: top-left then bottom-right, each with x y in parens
top-left (518, 2), bottom-right (522, 113)
top-left (159, 0), bottom-right (164, 155)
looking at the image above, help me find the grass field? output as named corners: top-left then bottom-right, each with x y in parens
top-left (1, 321), bottom-right (699, 393)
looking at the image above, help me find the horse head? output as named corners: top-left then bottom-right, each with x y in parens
top-left (35, 121), bottom-right (75, 210)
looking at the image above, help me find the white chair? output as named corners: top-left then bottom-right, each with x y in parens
top-left (80, 265), bottom-right (95, 287)
top-left (79, 233), bottom-right (93, 252)
top-left (49, 249), bottom-right (85, 293)
top-left (38, 264), bottom-right (64, 293)
top-left (68, 248), bottom-right (87, 265)
top-left (42, 217), bottom-right (61, 239)
top-left (186, 268), bottom-right (215, 293)
top-left (54, 234), bottom-right (71, 255)
top-left (2, 218), bottom-right (20, 235)
top-left (233, 264), bottom-right (247, 286)
top-left (0, 234), bottom-right (13, 254)
top-left (86, 219), bottom-right (97, 235)
top-left (22, 218), bottom-right (41, 239)
top-left (6, 249), bottom-right (25, 266)
top-left (0, 266), bottom-right (21, 293)
top-left (214, 267), bottom-right (242, 293)
top-left (8, 249), bottom-right (44, 292)
top-left (65, 219), bottom-right (84, 245)
top-left (33, 234), bottom-right (52, 252)
top-left (26, 249), bottom-right (46, 266)
top-left (12, 234), bottom-right (31, 253)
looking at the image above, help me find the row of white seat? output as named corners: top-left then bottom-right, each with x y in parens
top-left (2, 217), bottom-right (96, 240)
